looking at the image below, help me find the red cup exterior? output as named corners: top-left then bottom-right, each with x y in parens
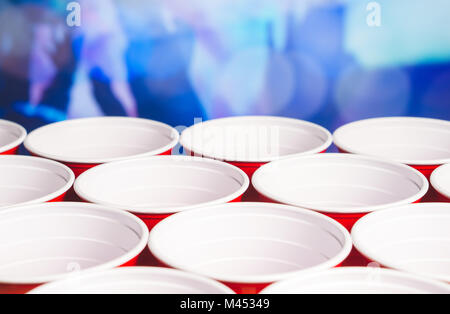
top-left (48, 192), bottom-right (69, 203)
top-left (228, 161), bottom-right (267, 201)
top-left (221, 282), bottom-right (271, 294)
top-left (342, 248), bottom-right (372, 267)
top-left (221, 261), bottom-right (346, 294)
top-left (36, 149), bottom-right (174, 178)
top-left (322, 212), bottom-right (366, 232)
top-left (410, 164), bottom-right (440, 180)
top-left (0, 257), bottom-right (142, 294)
top-left (0, 146), bottom-right (19, 155)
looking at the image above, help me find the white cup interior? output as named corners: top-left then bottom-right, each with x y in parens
top-left (149, 203), bottom-right (351, 284)
top-left (0, 202), bottom-right (148, 284)
top-left (333, 117), bottom-right (450, 165)
top-left (0, 120), bottom-right (27, 153)
top-left (29, 267), bottom-right (234, 294)
top-left (431, 164), bottom-right (450, 199)
top-left (0, 156), bottom-right (74, 210)
top-left (352, 203), bottom-right (450, 283)
top-left (260, 267), bottom-right (450, 294)
top-left (24, 117), bottom-right (179, 164)
top-left (75, 156), bottom-right (249, 214)
top-left (252, 154), bottom-right (428, 214)
top-left (180, 116), bottom-right (332, 162)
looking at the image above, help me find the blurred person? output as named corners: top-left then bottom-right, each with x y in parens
top-left (162, 0), bottom-right (345, 118)
top-left (71, 0), bottom-right (138, 117)
top-left (115, 0), bottom-right (206, 126)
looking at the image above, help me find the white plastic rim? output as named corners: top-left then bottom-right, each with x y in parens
top-left (0, 155), bottom-right (75, 210)
top-left (0, 119), bottom-right (27, 154)
top-left (148, 202), bottom-right (352, 284)
top-left (0, 202), bottom-right (149, 285)
top-left (352, 203), bottom-right (450, 283)
top-left (74, 156), bottom-right (249, 215)
top-left (260, 267), bottom-right (450, 294)
top-left (29, 267), bottom-right (235, 294)
top-left (180, 116), bottom-right (332, 163)
top-left (333, 117), bottom-right (450, 166)
top-left (24, 117), bottom-right (179, 164)
top-left (431, 164), bottom-right (450, 199)
top-left (252, 153), bottom-right (429, 214)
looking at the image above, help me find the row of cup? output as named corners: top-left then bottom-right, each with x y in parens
top-left (1, 151), bottom-right (445, 234)
top-left (0, 201), bottom-right (448, 294)
top-left (2, 115), bottom-right (449, 200)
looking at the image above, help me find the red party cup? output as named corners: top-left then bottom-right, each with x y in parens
top-left (0, 119), bottom-right (27, 155)
top-left (252, 154), bottom-right (429, 233)
top-left (29, 267), bottom-right (234, 294)
top-left (0, 202), bottom-right (149, 294)
top-left (334, 117), bottom-right (450, 200)
top-left (24, 117), bottom-right (179, 177)
top-left (0, 156), bottom-right (74, 209)
top-left (148, 202), bottom-right (352, 294)
top-left (260, 267), bottom-right (450, 294)
top-left (180, 116), bottom-right (332, 201)
top-left (430, 164), bottom-right (450, 202)
top-left (352, 203), bottom-right (450, 284)
top-left (74, 156), bottom-right (249, 232)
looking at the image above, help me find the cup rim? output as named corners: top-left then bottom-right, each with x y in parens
top-left (0, 119), bottom-right (27, 154)
top-left (180, 116), bottom-right (333, 163)
top-left (148, 202), bottom-right (352, 284)
top-left (431, 164), bottom-right (450, 199)
top-left (333, 116), bottom-right (450, 166)
top-left (252, 153), bottom-right (429, 214)
top-left (259, 267), bottom-right (450, 294)
top-left (24, 117), bottom-right (180, 164)
top-left (0, 155), bottom-right (75, 210)
top-left (28, 266), bottom-right (235, 294)
top-left (0, 202), bottom-right (149, 285)
top-left (74, 155), bottom-right (250, 215)
top-left (352, 202), bottom-right (450, 283)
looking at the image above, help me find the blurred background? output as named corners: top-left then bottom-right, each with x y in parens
top-left (0, 0), bottom-right (449, 133)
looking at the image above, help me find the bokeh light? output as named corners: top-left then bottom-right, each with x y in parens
top-left (335, 66), bottom-right (411, 123)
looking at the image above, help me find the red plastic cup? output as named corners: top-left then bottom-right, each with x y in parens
top-left (29, 267), bottom-right (234, 294)
top-left (148, 202), bottom-right (352, 294)
top-left (352, 203), bottom-right (450, 284)
top-left (74, 156), bottom-right (249, 233)
top-left (0, 155), bottom-right (75, 210)
top-left (0, 119), bottom-right (27, 155)
top-left (430, 164), bottom-right (450, 202)
top-left (24, 117), bottom-right (179, 177)
top-left (253, 154), bottom-right (428, 232)
top-left (334, 117), bottom-right (450, 201)
top-left (180, 116), bottom-right (332, 201)
top-left (0, 202), bottom-right (149, 294)
top-left (260, 267), bottom-right (450, 294)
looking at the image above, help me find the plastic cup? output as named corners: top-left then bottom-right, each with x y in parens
top-left (24, 117), bottom-right (179, 177)
top-left (352, 203), bottom-right (450, 283)
top-left (148, 202), bottom-right (352, 294)
top-left (0, 202), bottom-right (149, 294)
top-left (333, 117), bottom-right (450, 180)
top-left (0, 119), bottom-right (27, 155)
top-left (430, 164), bottom-right (450, 202)
top-left (0, 156), bottom-right (75, 210)
top-left (74, 156), bottom-right (249, 231)
top-left (260, 267), bottom-right (450, 294)
top-left (252, 153), bottom-right (429, 232)
top-left (180, 116), bottom-right (332, 200)
top-left (29, 267), bottom-right (234, 294)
